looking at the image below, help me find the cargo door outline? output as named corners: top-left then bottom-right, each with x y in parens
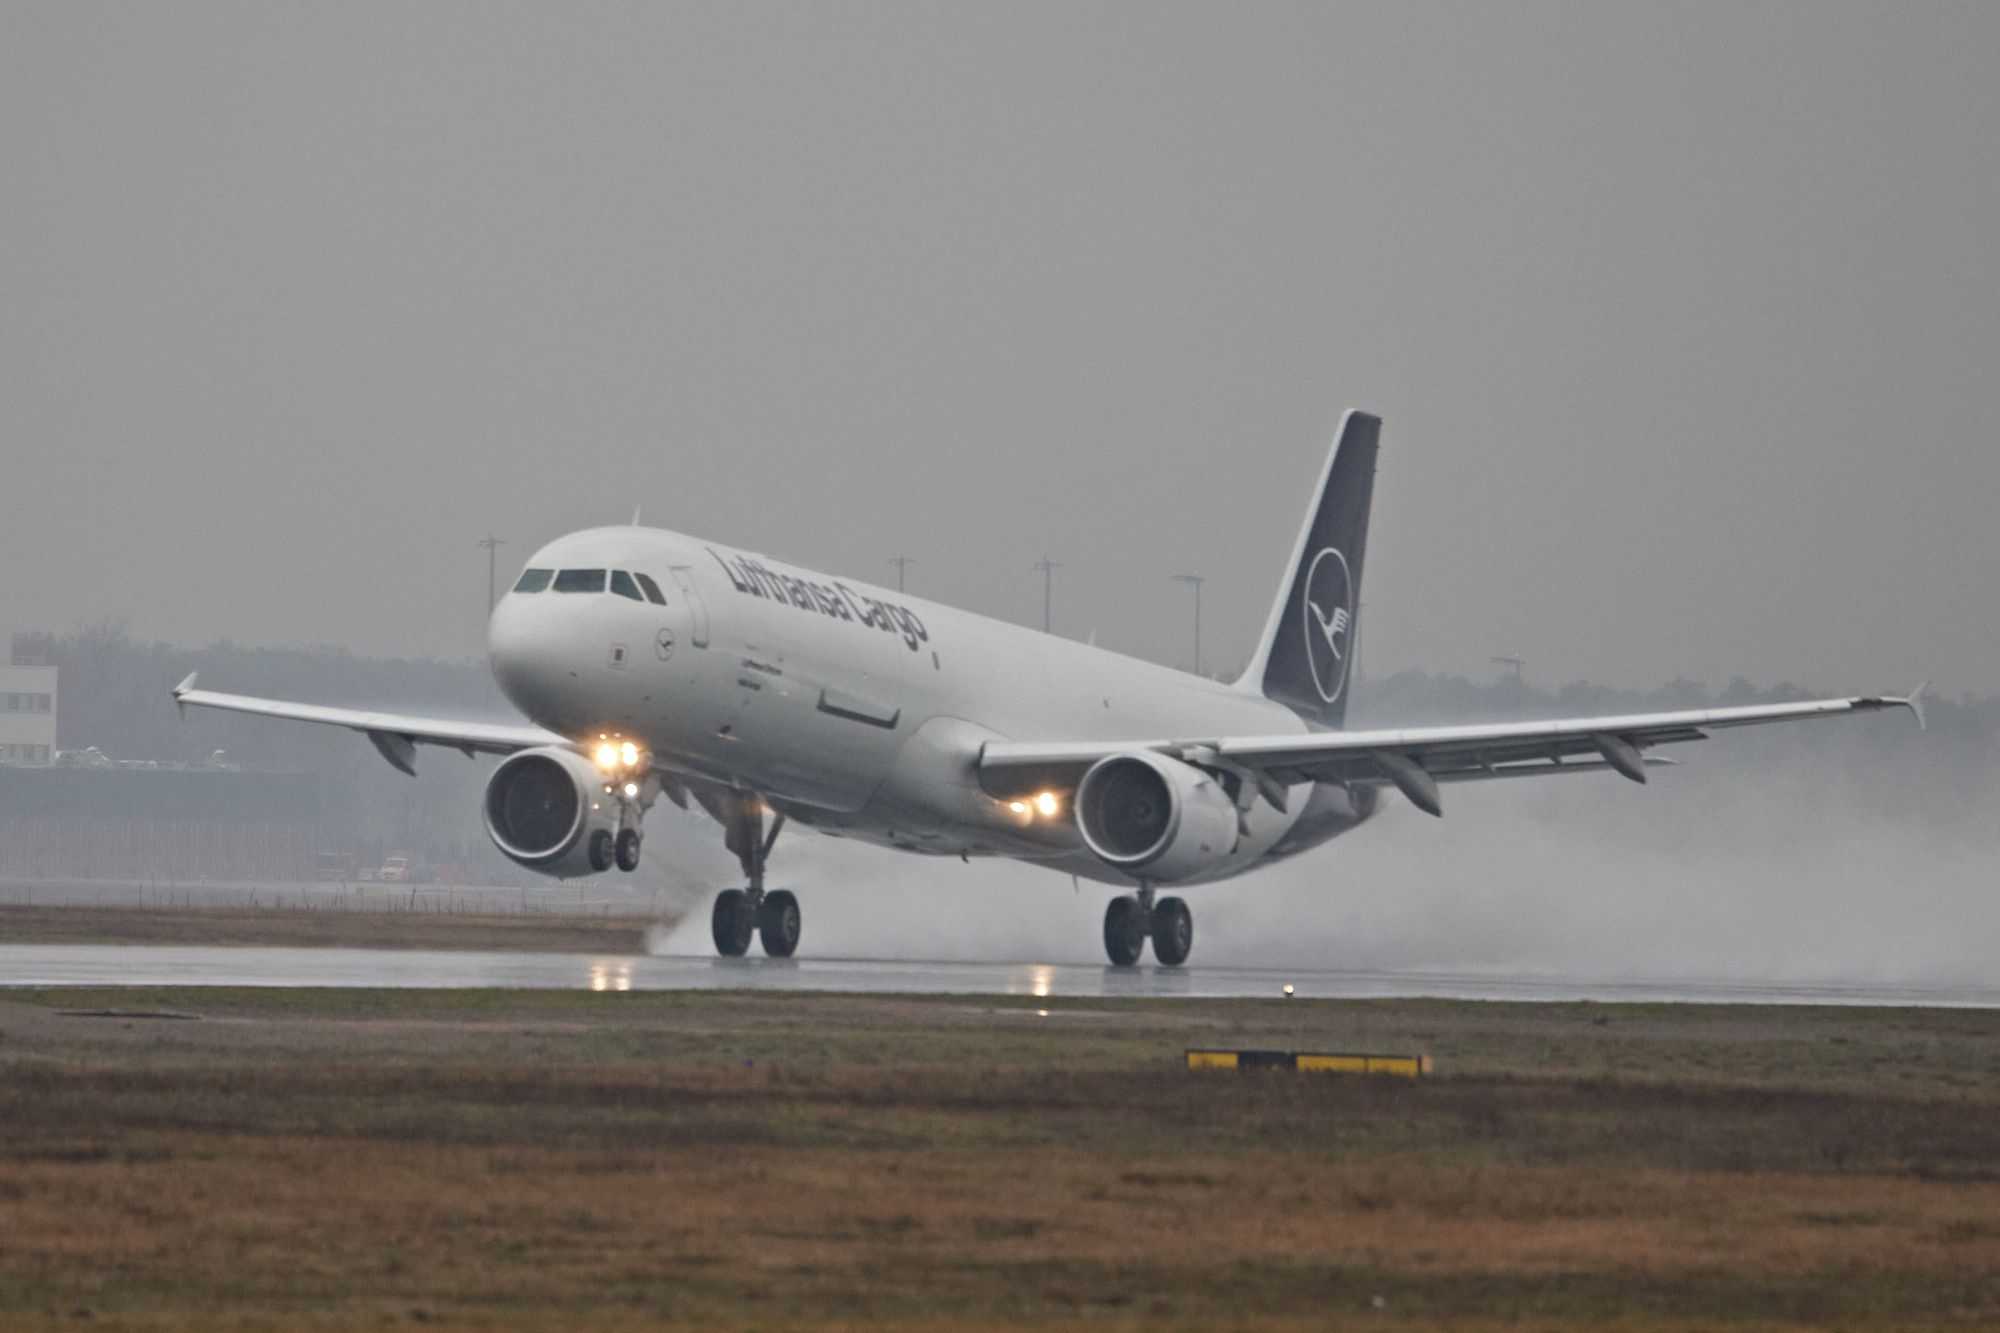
top-left (670, 568), bottom-right (709, 648)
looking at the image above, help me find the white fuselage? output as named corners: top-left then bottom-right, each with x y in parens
top-left (487, 526), bottom-right (1374, 886)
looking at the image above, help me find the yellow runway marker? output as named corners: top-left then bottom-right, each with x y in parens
top-left (1186, 1049), bottom-right (1431, 1076)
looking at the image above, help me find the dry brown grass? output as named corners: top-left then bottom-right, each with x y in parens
top-left (0, 990), bottom-right (1995, 1329)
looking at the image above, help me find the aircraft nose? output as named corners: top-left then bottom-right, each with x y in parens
top-left (487, 596), bottom-right (571, 722)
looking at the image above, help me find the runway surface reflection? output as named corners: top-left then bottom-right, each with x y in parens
top-left (0, 945), bottom-right (1994, 1006)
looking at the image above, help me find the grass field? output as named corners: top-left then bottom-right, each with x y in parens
top-left (0, 903), bottom-right (657, 952)
top-left (0, 986), bottom-right (1997, 1329)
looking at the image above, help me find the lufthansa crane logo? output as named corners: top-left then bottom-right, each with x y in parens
top-left (1300, 547), bottom-right (1354, 703)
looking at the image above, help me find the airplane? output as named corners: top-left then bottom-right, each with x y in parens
top-left (172, 411), bottom-right (1924, 966)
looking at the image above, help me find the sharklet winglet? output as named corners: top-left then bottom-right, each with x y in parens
top-left (1904, 679), bottom-right (1931, 732)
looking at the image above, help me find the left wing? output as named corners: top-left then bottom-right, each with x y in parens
top-left (172, 673), bottom-right (569, 775)
top-left (978, 688), bottom-right (1926, 817)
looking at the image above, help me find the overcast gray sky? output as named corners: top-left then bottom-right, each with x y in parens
top-left (5, 3), bottom-right (1995, 695)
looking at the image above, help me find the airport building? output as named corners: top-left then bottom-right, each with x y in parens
top-left (0, 656), bottom-right (317, 881)
top-left (0, 662), bottom-right (57, 766)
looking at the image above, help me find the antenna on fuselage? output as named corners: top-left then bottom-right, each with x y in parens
top-left (630, 504), bottom-right (642, 527)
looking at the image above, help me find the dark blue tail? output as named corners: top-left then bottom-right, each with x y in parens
top-left (1236, 410), bottom-right (1380, 728)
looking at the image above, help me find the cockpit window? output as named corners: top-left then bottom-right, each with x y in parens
top-left (551, 568), bottom-right (607, 593)
top-left (609, 570), bottom-right (644, 602)
top-left (512, 568), bottom-right (553, 594)
top-left (633, 572), bottom-right (668, 605)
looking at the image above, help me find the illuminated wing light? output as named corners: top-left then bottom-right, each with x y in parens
top-left (1004, 792), bottom-right (1064, 822)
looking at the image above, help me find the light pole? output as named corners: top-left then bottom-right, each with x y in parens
top-left (1034, 557), bottom-right (1062, 634)
top-left (1170, 573), bottom-right (1205, 675)
top-left (476, 534), bottom-right (507, 614)
top-left (889, 555), bottom-right (914, 592)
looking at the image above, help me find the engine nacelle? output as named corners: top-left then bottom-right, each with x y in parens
top-left (1074, 751), bottom-right (1239, 883)
top-left (482, 746), bottom-right (619, 878)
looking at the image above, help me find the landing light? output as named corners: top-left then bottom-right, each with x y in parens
top-left (1007, 792), bottom-right (1064, 821)
top-left (593, 738), bottom-right (647, 775)
top-left (623, 782), bottom-right (639, 799)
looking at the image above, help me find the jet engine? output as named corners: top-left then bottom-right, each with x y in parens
top-left (482, 746), bottom-right (621, 877)
top-left (1074, 751), bottom-right (1239, 882)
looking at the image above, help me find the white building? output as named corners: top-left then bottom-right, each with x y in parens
top-left (0, 663), bottom-right (57, 765)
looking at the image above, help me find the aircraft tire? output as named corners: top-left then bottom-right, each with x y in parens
top-left (1103, 895), bottom-right (1147, 967)
top-left (1151, 896), bottom-right (1193, 966)
top-left (758, 889), bottom-right (802, 958)
top-left (614, 828), bottom-right (642, 873)
top-left (588, 829), bottom-right (615, 874)
top-left (711, 889), bottom-right (754, 956)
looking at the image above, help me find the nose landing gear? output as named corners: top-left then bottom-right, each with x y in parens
top-left (709, 791), bottom-right (799, 958)
top-left (599, 762), bottom-right (654, 874)
top-left (1102, 884), bottom-right (1193, 967)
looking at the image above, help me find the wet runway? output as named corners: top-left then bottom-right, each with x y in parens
top-left (0, 944), bottom-right (1995, 1006)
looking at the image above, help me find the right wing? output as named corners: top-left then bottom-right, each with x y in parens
top-left (171, 673), bottom-right (569, 775)
top-left (978, 688), bottom-right (1927, 816)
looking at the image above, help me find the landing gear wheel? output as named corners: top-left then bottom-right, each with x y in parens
top-left (711, 889), bottom-right (754, 957)
top-left (588, 829), bottom-right (615, 873)
top-left (1103, 895), bottom-right (1147, 967)
top-left (614, 828), bottom-right (642, 873)
top-left (758, 889), bottom-right (801, 958)
top-left (1151, 896), bottom-right (1193, 967)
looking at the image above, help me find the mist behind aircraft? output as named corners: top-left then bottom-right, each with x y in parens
top-left (646, 700), bottom-right (1989, 985)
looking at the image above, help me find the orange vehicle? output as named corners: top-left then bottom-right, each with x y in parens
top-left (361, 854), bottom-right (412, 884)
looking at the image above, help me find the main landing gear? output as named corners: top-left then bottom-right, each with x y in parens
top-left (710, 791), bottom-right (800, 959)
top-left (1103, 884), bottom-right (1193, 967)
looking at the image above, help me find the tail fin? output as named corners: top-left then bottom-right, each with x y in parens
top-left (1234, 409), bottom-right (1381, 728)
